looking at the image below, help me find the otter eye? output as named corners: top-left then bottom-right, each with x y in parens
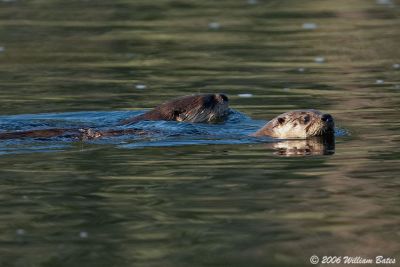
top-left (303, 115), bottom-right (310, 124)
top-left (277, 117), bottom-right (285, 124)
top-left (173, 110), bottom-right (181, 119)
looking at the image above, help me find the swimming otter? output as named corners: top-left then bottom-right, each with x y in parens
top-left (0, 94), bottom-right (230, 140)
top-left (253, 110), bottom-right (334, 139)
top-left (122, 93), bottom-right (229, 124)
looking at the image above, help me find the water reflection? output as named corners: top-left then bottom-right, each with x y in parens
top-left (271, 135), bottom-right (335, 156)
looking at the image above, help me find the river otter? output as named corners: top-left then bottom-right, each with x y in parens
top-left (0, 94), bottom-right (230, 140)
top-left (253, 110), bottom-right (334, 139)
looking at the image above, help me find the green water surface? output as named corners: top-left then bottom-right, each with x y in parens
top-left (0, 0), bottom-right (399, 266)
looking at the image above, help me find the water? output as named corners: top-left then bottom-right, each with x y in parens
top-left (0, 0), bottom-right (400, 266)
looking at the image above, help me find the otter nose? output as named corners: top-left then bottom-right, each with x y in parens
top-left (215, 94), bottom-right (229, 103)
top-left (321, 114), bottom-right (333, 122)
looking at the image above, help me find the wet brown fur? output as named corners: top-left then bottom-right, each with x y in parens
top-left (121, 94), bottom-right (229, 124)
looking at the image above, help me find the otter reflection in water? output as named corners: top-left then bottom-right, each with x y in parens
top-left (268, 136), bottom-right (335, 156)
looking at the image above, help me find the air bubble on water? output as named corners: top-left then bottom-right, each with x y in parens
top-left (135, 84), bottom-right (147, 90)
top-left (79, 231), bottom-right (88, 238)
top-left (302, 23), bottom-right (317, 30)
top-left (22, 195), bottom-right (28, 200)
top-left (376, 0), bottom-right (392, 5)
top-left (315, 57), bottom-right (325, 63)
top-left (393, 63), bottom-right (400, 69)
top-left (247, 0), bottom-right (258, 4)
top-left (298, 67), bottom-right (306, 72)
top-left (16, 229), bottom-right (25, 235)
top-left (238, 93), bottom-right (253, 98)
top-left (208, 22), bottom-right (221, 30)
top-left (375, 79), bottom-right (384, 84)
top-left (0, 47), bottom-right (4, 52)
top-left (283, 88), bottom-right (290, 91)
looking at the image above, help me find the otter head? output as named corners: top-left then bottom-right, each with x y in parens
top-left (123, 93), bottom-right (229, 124)
top-left (253, 110), bottom-right (334, 139)
top-left (171, 93), bottom-right (229, 123)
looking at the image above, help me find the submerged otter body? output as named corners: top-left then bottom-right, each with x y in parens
top-left (253, 110), bottom-right (334, 139)
top-left (0, 94), bottom-right (230, 140)
top-left (0, 128), bottom-right (149, 141)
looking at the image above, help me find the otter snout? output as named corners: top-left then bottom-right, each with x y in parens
top-left (321, 113), bottom-right (335, 134)
top-left (214, 94), bottom-right (229, 103)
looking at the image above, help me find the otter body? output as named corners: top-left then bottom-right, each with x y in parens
top-left (0, 94), bottom-right (230, 140)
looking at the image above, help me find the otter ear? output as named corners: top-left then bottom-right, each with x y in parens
top-left (277, 117), bottom-right (286, 124)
